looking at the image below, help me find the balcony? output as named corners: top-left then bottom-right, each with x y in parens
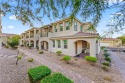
top-left (26, 35), bottom-right (29, 38)
top-left (30, 35), bottom-right (34, 38)
top-left (40, 32), bottom-right (48, 37)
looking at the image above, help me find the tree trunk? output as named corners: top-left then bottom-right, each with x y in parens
top-left (0, 8), bottom-right (2, 49)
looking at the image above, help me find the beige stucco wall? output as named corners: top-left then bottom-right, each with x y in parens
top-left (48, 38), bottom-right (99, 57)
top-left (100, 40), bottom-right (122, 47)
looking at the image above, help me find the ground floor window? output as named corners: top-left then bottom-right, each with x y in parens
top-left (53, 40), bottom-right (55, 47)
top-left (63, 40), bottom-right (68, 49)
top-left (57, 40), bottom-right (61, 48)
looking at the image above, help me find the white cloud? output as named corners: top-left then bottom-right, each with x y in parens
top-left (108, 0), bottom-right (123, 5)
top-left (9, 15), bottom-right (16, 20)
top-left (2, 26), bottom-right (15, 29)
top-left (8, 26), bottom-right (14, 28)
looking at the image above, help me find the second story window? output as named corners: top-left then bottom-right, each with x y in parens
top-left (74, 21), bottom-right (77, 31)
top-left (54, 25), bottom-right (57, 32)
top-left (60, 23), bottom-right (63, 31)
top-left (66, 21), bottom-right (70, 30)
top-left (57, 40), bottom-right (61, 48)
top-left (80, 25), bottom-right (83, 32)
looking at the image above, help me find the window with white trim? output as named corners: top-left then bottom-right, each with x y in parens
top-left (74, 21), bottom-right (77, 31)
top-left (57, 40), bottom-right (61, 48)
top-left (53, 40), bottom-right (55, 47)
top-left (63, 40), bottom-right (68, 49)
top-left (60, 23), bottom-right (63, 31)
top-left (54, 25), bottom-right (57, 32)
top-left (66, 21), bottom-right (70, 30)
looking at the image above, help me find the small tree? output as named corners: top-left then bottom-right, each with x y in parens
top-left (16, 53), bottom-right (23, 65)
top-left (8, 35), bottom-right (20, 48)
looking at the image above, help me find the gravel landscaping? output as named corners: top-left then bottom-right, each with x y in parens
top-left (19, 47), bottom-right (125, 83)
top-left (0, 48), bottom-right (40, 83)
top-left (0, 47), bottom-right (125, 83)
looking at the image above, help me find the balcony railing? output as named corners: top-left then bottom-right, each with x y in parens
top-left (40, 32), bottom-right (48, 37)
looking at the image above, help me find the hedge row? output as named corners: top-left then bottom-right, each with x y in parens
top-left (40, 73), bottom-right (73, 83)
top-left (28, 66), bottom-right (51, 83)
top-left (28, 65), bottom-right (73, 83)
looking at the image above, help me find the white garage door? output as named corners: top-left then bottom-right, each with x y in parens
top-left (100, 43), bottom-right (110, 47)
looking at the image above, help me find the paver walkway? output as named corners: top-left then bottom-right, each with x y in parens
top-left (18, 48), bottom-right (92, 83)
top-left (110, 52), bottom-right (125, 79)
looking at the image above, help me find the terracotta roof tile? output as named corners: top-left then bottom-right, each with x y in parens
top-left (50, 32), bottom-right (99, 39)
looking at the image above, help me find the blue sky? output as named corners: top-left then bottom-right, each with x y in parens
top-left (1, 2), bottom-right (125, 38)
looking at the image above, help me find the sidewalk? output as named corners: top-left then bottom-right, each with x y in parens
top-left (18, 48), bottom-right (92, 83)
top-left (110, 52), bottom-right (125, 79)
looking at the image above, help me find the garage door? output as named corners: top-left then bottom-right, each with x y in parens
top-left (100, 43), bottom-right (110, 47)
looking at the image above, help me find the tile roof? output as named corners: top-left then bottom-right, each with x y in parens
top-left (50, 32), bottom-right (99, 39)
top-left (73, 32), bottom-right (99, 37)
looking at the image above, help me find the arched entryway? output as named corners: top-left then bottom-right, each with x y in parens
top-left (74, 40), bottom-right (90, 58)
top-left (26, 41), bottom-right (29, 46)
top-left (41, 41), bottom-right (48, 50)
top-left (30, 40), bottom-right (34, 47)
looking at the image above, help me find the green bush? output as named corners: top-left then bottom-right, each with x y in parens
top-left (85, 56), bottom-right (97, 63)
top-left (40, 73), bottom-right (73, 83)
top-left (104, 53), bottom-right (110, 57)
top-left (39, 51), bottom-right (44, 54)
top-left (28, 45), bottom-right (32, 49)
top-left (62, 55), bottom-right (71, 64)
top-left (105, 57), bottom-right (111, 62)
top-left (56, 51), bottom-right (62, 56)
top-left (102, 62), bottom-right (110, 66)
top-left (104, 49), bottom-right (108, 53)
top-left (101, 46), bottom-right (105, 50)
top-left (28, 58), bottom-right (34, 62)
top-left (28, 66), bottom-right (51, 83)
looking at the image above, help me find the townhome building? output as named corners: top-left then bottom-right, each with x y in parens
top-left (20, 17), bottom-right (100, 57)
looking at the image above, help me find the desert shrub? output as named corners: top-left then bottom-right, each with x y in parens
top-left (56, 51), bottom-right (62, 56)
top-left (5, 45), bottom-right (9, 48)
top-left (40, 73), bottom-right (73, 83)
top-left (103, 76), bottom-right (113, 82)
top-left (101, 66), bottom-right (109, 71)
top-left (85, 56), bottom-right (97, 62)
top-left (28, 45), bottom-right (32, 49)
top-left (62, 55), bottom-right (71, 64)
top-left (103, 53), bottom-right (110, 57)
top-left (21, 45), bottom-right (24, 47)
top-left (104, 49), bottom-right (108, 53)
top-left (39, 51), bottom-right (44, 54)
top-left (101, 46), bottom-right (105, 50)
top-left (28, 66), bottom-right (51, 83)
top-left (16, 54), bottom-right (23, 65)
top-left (102, 62), bottom-right (110, 67)
top-left (28, 58), bottom-right (34, 62)
top-left (105, 57), bottom-right (111, 62)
